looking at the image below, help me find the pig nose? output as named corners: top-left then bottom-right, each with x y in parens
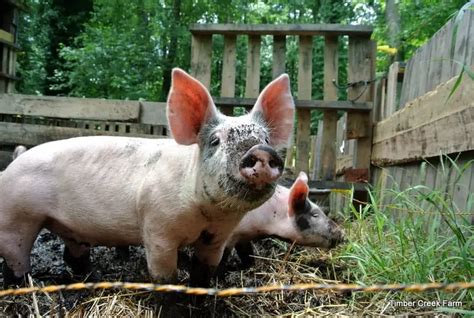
top-left (239, 145), bottom-right (284, 188)
top-left (329, 228), bottom-right (345, 248)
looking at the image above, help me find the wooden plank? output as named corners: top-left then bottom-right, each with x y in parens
top-left (0, 30), bottom-right (14, 44)
top-left (347, 37), bottom-right (375, 173)
top-left (466, 10), bottom-right (474, 67)
top-left (0, 122), bottom-right (166, 147)
top-left (373, 75), bottom-right (473, 144)
top-left (295, 36), bottom-right (312, 175)
top-left (311, 120), bottom-right (323, 179)
top-left (190, 34), bottom-right (212, 89)
top-left (372, 106), bottom-right (474, 166)
top-left (7, 50), bottom-right (16, 93)
top-left (373, 76), bottom-right (385, 121)
top-left (399, 58), bottom-right (413, 108)
top-left (426, 27), bottom-right (443, 94)
top-left (346, 37), bottom-right (374, 139)
top-left (220, 35), bottom-right (237, 116)
top-left (417, 44), bottom-right (431, 99)
top-left (0, 94), bottom-right (141, 121)
top-left (318, 36), bottom-right (338, 180)
top-left (440, 20), bottom-right (454, 83)
top-left (157, 97), bottom-right (371, 112)
top-left (407, 46), bottom-right (424, 102)
top-left (190, 24), bottom-right (373, 36)
top-left (139, 101), bottom-right (167, 126)
top-left (245, 35), bottom-right (261, 99)
top-left (272, 35), bottom-right (286, 78)
top-left (451, 9), bottom-right (471, 74)
top-left (279, 178), bottom-right (368, 192)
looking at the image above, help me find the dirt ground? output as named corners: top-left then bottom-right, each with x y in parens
top-left (0, 229), bottom-right (347, 317)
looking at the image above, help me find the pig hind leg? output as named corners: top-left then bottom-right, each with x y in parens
top-left (62, 239), bottom-right (92, 276)
top-left (0, 223), bottom-right (42, 287)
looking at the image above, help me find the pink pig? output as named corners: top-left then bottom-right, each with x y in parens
top-left (224, 172), bottom-right (345, 267)
top-left (0, 68), bottom-right (294, 287)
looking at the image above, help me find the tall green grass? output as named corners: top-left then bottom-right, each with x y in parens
top-left (335, 157), bottom-right (473, 312)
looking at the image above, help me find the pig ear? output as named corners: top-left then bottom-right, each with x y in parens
top-left (251, 74), bottom-right (295, 147)
top-left (288, 173), bottom-right (309, 217)
top-left (167, 68), bottom-right (217, 145)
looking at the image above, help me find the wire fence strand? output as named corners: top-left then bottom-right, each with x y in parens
top-left (0, 281), bottom-right (472, 298)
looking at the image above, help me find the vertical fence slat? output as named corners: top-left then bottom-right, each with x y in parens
top-left (467, 9), bottom-right (474, 67)
top-left (221, 35), bottom-right (237, 115)
top-left (452, 10), bottom-right (470, 75)
top-left (426, 30), bottom-right (443, 94)
top-left (347, 37), bottom-right (375, 171)
top-left (318, 35), bottom-right (338, 180)
top-left (295, 35), bottom-right (312, 175)
top-left (440, 20), bottom-right (454, 82)
top-left (272, 35), bottom-right (286, 78)
top-left (245, 35), bottom-right (261, 99)
top-left (191, 34), bottom-right (212, 89)
top-left (399, 57), bottom-right (412, 108)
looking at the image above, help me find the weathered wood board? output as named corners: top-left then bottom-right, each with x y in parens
top-left (190, 24), bottom-right (373, 36)
top-left (372, 75), bottom-right (474, 166)
top-left (0, 122), bottom-right (166, 147)
top-left (318, 35), bottom-right (338, 180)
top-left (0, 94), bottom-right (141, 122)
top-left (399, 10), bottom-right (473, 108)
top-left (295, 35), bottom-right (312, 175)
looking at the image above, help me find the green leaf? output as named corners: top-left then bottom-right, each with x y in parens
top-left (446, 69), bottom-right (464, 103)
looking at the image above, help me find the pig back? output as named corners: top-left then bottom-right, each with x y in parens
top-left (0, 136), bottom-right (195, 246)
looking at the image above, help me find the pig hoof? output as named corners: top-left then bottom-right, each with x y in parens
top-left (2, 263), bottom-right (27, 287)
top-left (63, 247), bottom-right (92, 276)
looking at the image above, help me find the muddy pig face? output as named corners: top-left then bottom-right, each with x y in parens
top-left (288, 172), bottom-right (345, 248)
top-left (167, 69), bottom-right (295, 211)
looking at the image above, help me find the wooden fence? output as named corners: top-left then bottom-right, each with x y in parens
top-left (369, 9), bottom-right (474, 213)
top-left (0, 0), bottom-right (22, 93)
top-left (0, 95), bottom-right (168, 169)
top-left (0, 23), bottom-right (377, 198)
top-left (189, 24), bottom-right (376, 188)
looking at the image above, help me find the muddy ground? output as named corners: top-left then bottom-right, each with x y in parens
top-left (0, 229), bottom-right (342, 317)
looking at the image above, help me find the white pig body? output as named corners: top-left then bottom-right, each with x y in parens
top-left (225, 172), bottom-right (344, 267)
top-left (0, 69), bottom-right (295, 286)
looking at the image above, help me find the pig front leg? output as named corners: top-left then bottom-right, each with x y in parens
top-left (143, 236), bottom-right (179, 283)
top-left (190, 242), bottom-right (226, 287)
top-left (190, 224), bottom-right (239, 287)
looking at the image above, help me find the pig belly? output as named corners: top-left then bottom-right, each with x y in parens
top-left (0, 136), bottom-right (193, 247)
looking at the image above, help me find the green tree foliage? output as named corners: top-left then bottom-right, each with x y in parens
top-left (372, 0), bottom-right (467, 71)
top-left (15, 0), bottom-right (467, 134)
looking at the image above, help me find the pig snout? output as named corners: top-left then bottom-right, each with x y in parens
top-left (239, 145), bottom-right (284, 188)
top-left (328, 220), bottom-right (345, 248)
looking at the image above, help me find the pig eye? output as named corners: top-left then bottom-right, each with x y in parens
top-left (264, 137), bottom-right (269, 144)
top-left (210, 136), bottom-right (220, 147)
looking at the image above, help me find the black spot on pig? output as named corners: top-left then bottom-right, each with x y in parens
top-left (199, 230), bottom-right (215, 245)
top-left (296, 215), bottom-right (310, 231)
top-left (293, 198), bottom-right (311, 216)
